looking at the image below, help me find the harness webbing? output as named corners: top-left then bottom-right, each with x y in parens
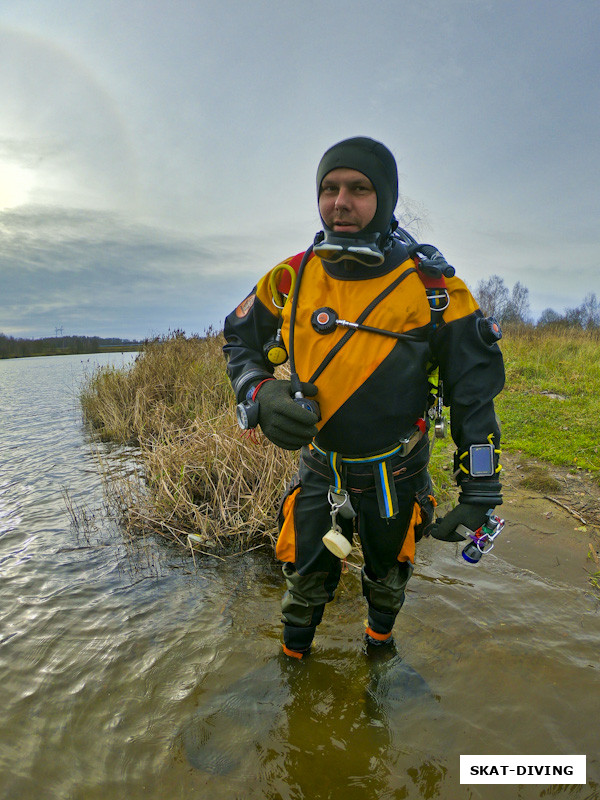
top-left (311, 440), bottom-right (414, 519)
top-left (415, 266), bottom-right (449, 329)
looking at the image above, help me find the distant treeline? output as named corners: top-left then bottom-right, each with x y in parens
top-left (475, 276), bottom-right (599, 330)
top-left (2, 274), bottom-right (597, 360)
top-left (0, 334), bottom-right (141, 359)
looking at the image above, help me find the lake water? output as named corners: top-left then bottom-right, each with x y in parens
top-left (0, 353), bottom-right (598, 800)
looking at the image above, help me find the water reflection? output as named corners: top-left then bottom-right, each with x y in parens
top-left (0, 479), bottom-right (23, 536)
top-left (179, 648), bottom-right (444, 799)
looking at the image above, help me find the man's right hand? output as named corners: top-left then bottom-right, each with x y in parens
top-left (257, 379), bottom-right (319, 450)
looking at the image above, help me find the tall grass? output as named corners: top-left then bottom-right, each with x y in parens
top-left (80, 329), bottom-right (232, 443)
top-left (495, 326), bottom-right (600, 476)
top-left (81, 326), bottom-right (599, 556)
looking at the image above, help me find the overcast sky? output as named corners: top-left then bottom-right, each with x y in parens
top-left (1, 0), bottom-right (598, 339)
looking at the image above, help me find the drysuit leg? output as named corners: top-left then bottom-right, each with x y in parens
top-left (277, 459), bottom-right (353, 654)
top-left (281, 563), bottom-right (341, 652)
top-left (356, 475), bottom-right (421, 640)
top-left (361, 561), bottom-right (413, 638)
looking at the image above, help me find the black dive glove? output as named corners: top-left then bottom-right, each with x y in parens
top-left (257, 379), bottom-right (319, 450)
top-left (430, 480), bottom-right (502, 542)
top-left (430, 503), bottom-right (491, 542)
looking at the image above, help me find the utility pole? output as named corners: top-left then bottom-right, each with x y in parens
top-left (55, 326), bottom-right (64, 351)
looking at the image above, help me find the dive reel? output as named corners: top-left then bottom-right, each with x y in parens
top-left (322, 486), bottom-right (356, 559)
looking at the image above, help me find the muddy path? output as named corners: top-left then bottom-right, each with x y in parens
top-left (493, 451), bottom-right (600, 591)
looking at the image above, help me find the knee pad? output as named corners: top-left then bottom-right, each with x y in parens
top-left (361, 562), bottom-right (413, 616)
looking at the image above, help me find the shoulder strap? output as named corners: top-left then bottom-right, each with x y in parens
top-left (415, 266), bottom-right (449, 328)
top-left (392, 226), bottom-right (454, 328)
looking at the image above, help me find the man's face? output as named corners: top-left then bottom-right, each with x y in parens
top-left (318, 168), bottom-right (377, 233)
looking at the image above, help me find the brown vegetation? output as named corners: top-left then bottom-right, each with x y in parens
top-left (82, 331), bottom-right (298, 554)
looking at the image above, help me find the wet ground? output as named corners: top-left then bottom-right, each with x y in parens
top-left (167, 459), bottom-right (600, 800)
top-left (499, 450), bottom-right (600, 589)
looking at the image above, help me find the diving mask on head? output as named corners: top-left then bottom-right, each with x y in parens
top-left (312, 231), bottom-right (385, 267)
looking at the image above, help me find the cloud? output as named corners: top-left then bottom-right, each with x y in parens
top-left (0, 27), bottom-right (138, 213)
top-left (0, 206), bottom-right (257, 338)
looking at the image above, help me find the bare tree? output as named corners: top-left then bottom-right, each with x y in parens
top-left (395, 193), bottom-right (429, 238)
top-left (537, 308), bottom-right (563, 327)
top-left (503, 281), bottom-right (531, 324)
top-left (581, 292), bottom-right (600, 329)
top-left (560, 293), bottom-right (599, 329)
top-left (475, 275), bottom-right (509, 319)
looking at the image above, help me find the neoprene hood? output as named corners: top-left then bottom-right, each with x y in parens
top-left (316, 136), bottom-right (399, 238)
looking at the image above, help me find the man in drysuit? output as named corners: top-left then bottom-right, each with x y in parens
top-left (223, 137), bottom-right (505, 659)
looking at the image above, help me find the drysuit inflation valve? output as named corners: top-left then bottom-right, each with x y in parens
top-left (311, 307), bottom-right (338, 334)
top-left (477, 316), bottom-right (502, 346)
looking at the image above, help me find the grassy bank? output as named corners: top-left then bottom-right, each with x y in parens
top-left (81, 327), bottom-right (599, 555)
top-left (495, 326), bottom-right (599, 475)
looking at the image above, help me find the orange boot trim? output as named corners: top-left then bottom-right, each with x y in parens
top-left (282, 643), bottom-right (306, 660)
top-left (365, 626), bottom-right (393, 642)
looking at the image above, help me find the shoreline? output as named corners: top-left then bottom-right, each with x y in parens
top-left (496, 450), bottom-right (600, 592)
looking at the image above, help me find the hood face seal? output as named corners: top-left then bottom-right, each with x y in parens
top-left (316, 137), bottom-right (399, 266)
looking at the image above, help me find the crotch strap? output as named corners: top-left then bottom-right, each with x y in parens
top-left (315, 443), bottom-right (406, 520)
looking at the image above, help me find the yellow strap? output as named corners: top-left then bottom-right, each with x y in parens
top-left (458, 449), bottom-right (470, 474)
top-left (487, 432), bottom-right (503, 473)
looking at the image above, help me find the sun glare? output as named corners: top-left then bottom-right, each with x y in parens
top-left (0, 162), bottom-right (35, 210)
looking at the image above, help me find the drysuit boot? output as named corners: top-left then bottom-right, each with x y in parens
top-left (365, 605), bottom-right (396, 647)
top-left (282, 623), bottom-right (316, 660)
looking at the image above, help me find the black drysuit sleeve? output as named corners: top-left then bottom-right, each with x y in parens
top-left (430, 309), bottom-right (505, 462)
top-left (223, 289), bottom-right (280, 402)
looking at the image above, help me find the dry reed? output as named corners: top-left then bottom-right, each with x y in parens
top-left (81, 330), bottom-right (298, 554)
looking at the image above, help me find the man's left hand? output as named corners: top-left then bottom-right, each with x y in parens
top-left (429, 503), bottom-right (492, 542)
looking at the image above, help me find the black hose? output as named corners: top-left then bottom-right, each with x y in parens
top-left (288, 243), bottom-right (314, 395)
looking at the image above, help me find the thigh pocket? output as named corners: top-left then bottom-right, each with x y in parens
top-left (276, 475), bottom-right (301, 563)
top-left (397, 502), bottom-right (421, 564)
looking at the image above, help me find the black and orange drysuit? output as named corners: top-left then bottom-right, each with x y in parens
top-left (223, 237), bottom-right (505, 653)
